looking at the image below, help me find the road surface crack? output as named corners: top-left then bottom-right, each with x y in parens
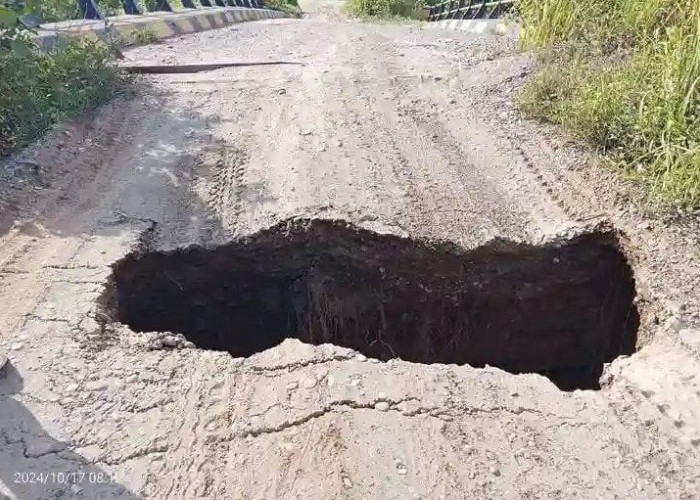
top-left (248, 353), bottom-right (356, 373)
top-left (241, 397), bottom-right (424, 437)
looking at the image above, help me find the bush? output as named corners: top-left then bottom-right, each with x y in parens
top-left (345, 0), bottom-right (421, 19)
top-left (30, 0), bottom-right (79, 22)
top-left (517, 0), bottom-right (700, 211)
top-left (264, 0), bottom-right (301, 16)
top-left (0, 37), bottom-right (127, 155)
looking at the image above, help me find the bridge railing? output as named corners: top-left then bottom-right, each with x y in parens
top-left (427, 0), bottom-right (513, 21)
top-left (77, 0), bottom-right (266, 20)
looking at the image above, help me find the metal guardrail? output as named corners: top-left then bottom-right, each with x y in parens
top-left (77, 0), bottom-right (266, 21)
top-left (427, 0), bottom-right (513, 21)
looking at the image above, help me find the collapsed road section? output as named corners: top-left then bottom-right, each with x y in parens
top-left (106, 219), bottom-right (638, 391)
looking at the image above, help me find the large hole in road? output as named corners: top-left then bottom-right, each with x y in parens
top-left (107, 219), bottom-right (638, 391)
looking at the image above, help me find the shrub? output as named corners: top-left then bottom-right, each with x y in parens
top-left (0, 36), bottom-right (127, 155)
top-left (517, 0), bottom-right (700, 211)
top-left (133, 27), bottom-right (159, 44)
top-left (345, 0), bottom-right (421, 19)
top-left (264, 0), bottom-right (301, 16)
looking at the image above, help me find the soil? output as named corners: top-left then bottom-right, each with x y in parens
top-left (1, 2), bottom-right (700, 498)
top-left (109, 218), bottom-right (637, 391)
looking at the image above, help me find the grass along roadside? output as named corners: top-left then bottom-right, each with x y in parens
top-left (263, 0), bottom-right (302, 16)
top-left (344, 0), bottom-right (429, 20)
top-left (0, 34), bottom-right (128, 156)
top-left (517, 0), bottom-right (700, 214)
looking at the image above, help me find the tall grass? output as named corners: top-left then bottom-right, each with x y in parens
top-left (518, 0), bottom-right (700, 212)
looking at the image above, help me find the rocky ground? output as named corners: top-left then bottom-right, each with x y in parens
top-left (1, 3), bottom-right (700, 498)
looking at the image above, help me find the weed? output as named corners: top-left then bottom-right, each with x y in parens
top-left (264, 0), bottom-right (302, 16)
top-left (132, 27), bottom-right (159, 44)
top-left (344, 0), bottom-right (426, 20)
top-left (0, 38), bottom-right (128, 155)
top-left (517, 0), bottom-right (700, 212)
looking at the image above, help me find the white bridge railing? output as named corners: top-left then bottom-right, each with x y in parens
top-left (427, 0), bottom-right (514, 21)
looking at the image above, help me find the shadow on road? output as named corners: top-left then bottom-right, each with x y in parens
top-left (0, 362), bottom-right (139, 499)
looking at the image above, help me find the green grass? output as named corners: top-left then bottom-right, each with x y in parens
top-left (132, 27), bottom-right (159, 44)
top-left (18, 0), bottom-right (124, 21)
top-left (264, 0), bottom-right (302, 16)
top-left (344, 0), bottom-right (425, 19)
top-left (517, 0), bottom-right (700, 212)
top-left (0, 38), bottom-right (128, 156)
top-left (27, 0), bottom-right (80, 22)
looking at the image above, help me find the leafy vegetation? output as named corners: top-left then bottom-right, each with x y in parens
top-left (517, 0), bottom-right (700, 212)
top-left (1, 0), bottom-right (124, 22)
top-left (344, 0), bottom-right (427, 19)
top-left (133, 27), bottom-right (159, 43)
top-left (264, 0), bottom-right (301, 16)
top-left (0, 0), bottom-right (127, 155)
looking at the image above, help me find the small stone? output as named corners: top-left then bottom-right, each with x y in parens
top-left (149, 339), bottom-right (164, 350)
top-left (355, 354), bottom-right (367, 362)
top-left (277, 88), bottom-right (287, 95)
top-left (343, 477), bottom-right (352, 488)
top-left (65, 383), bottom-right (79, 393)
top-left (326, 375), bottom-right (335, 387)
top-left (469, 471), bottom-right (476, 480)
top-left (161, 335), bottom-right (180, 348)
top-left (489, 466), bottom-right (500, 476)
top-left (375, 401), bottom-right (390, 412)
top-left (397, 467), bottom-right (407, 475)
top-left (125, 374), bottom-right (138, 384)
top-left (287, 381), bottom-right (299, 391)
top-left (10, 342), bottom-right (24, 351)
top-left (303, 378), bottom-right (317, 389)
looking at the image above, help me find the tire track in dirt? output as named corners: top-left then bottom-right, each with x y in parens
top-left (206, 145), bottom-right (249, 235)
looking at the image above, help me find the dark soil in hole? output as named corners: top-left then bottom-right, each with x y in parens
top-left (106, 218), bottom-right (639, 390)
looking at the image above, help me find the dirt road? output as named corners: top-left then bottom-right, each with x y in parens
top-left (1, 4), bottom-right (700, 498)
